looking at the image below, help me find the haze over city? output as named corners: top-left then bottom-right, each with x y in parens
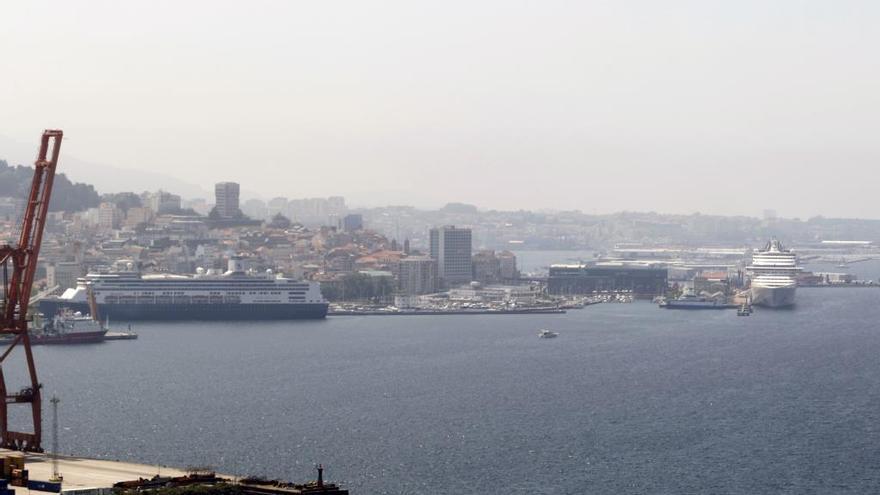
top-left (2, 1), bottom-right (878, 218)
top-left (5, 2), bottom-right (880, 494)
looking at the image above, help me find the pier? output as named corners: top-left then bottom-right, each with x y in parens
top-left (3, 450), bottom-right (194, 494)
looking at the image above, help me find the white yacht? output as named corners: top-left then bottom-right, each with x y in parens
top-left (747, 239), bottom-right (801, 308)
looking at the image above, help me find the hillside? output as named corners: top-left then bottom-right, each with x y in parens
top-left (0, 159), bottom-right (100, 212)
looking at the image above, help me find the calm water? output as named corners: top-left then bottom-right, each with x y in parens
top-left (804, 259), bottom-right (880, 283)
top-left (7, 287), bottom-right (880, 494)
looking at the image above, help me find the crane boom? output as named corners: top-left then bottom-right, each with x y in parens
top-left (0, 129), bottom-right (63, 451)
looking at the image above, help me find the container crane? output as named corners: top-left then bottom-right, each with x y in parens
top-left (0, 129), bottom-right (63, 451)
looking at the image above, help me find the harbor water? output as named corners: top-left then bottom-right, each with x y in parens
top-left (7, 287), bottom-right (880, 493)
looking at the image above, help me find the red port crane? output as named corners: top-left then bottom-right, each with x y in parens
top-left (0, 130), bottom-right (63, 451)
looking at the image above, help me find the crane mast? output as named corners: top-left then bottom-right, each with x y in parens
top-left (0, 129), bottom-right (63, 451)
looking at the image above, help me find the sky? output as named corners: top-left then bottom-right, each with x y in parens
top-left (1, 1), bottom-right (878, 218)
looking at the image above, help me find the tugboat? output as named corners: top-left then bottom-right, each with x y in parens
top-left (27, 311), bottom-right (107, 345)
top-left (737, 295), bottom-right (753, 316)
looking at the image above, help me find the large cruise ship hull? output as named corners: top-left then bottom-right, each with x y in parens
top-left (750, 285), bottom-right (797, 308)
top-left (38, 300), bottom-right (329, 321)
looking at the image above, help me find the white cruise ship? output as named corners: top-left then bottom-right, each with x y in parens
top-left (747, 239), bottom-right (802, 308)
top-left (38, 257), bottom-right (328, 321)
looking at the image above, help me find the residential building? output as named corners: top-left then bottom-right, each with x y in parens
top-left (472, 250), bottom-right (501, 284)
top-left (183, 198), bottom-right (211, 216)
top-left (341, 214), bottom-right (363, 232)
top-left (214, 182), bottom-right (240, 218)
top-left (149, 190), bottom-right (182, 214)
top-left (97, 202), bottom-right (121, 230)
top-left (498, 250), bottom-right (518, 280)
top-left (267, 197), bottom-right (288, 218)
top-left (397, 256), bottom-right (438, 295)
top-left (125, 206), bottom-right (154, 227)
top-left (242, 199), bottom-right (268, 220)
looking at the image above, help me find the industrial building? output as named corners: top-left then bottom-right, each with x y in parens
top-left (45, 261), bottom-right (82, 292)
top-left (547, 263), bottom-right (668, 298)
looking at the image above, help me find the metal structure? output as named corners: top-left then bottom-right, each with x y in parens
top-left (0, 130), bottom-right (63, 451)
top-left (50, 395), bottom-right (62, 481)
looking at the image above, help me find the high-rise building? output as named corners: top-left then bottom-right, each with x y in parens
top-left (341, 214), bottom-right (363, 232)
top-left (327, 196), bottom-right (346, 214)
top-left (242, 199), bottom-right (268, 220)
top-left (429, 225), bottom-right (473, 287)
top-left (397, 256), bottom-right (438, 295)
top-left (497, 251), bottom-right (518, 280)
top-left (472, 250), bottom-right (501, 284)
top-left (267, 197), bottom-right (288, 218)
top-left (214, 182), bottom-right (240, 218)
top-left (97, 202), bottom-right (121, 229)
top-left (149, 190), bottom-right (182, 214)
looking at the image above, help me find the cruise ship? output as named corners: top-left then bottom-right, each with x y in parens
top-left (747, 239), bottom-right (802, 308)
top-left (38, 257), bottom-right (329, 320)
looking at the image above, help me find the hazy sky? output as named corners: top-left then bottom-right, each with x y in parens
top-left (2, 1), bottom-right (878, 218)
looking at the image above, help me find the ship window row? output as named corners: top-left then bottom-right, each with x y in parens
top-left (91, 281), bottom-right (309, 286)
top-left (91, 285), bottom-right (310, 290)
top-left (98, 290), bottom-right (307, 296)
top-left (103, 296), bottom-right (277, 304)
top-left (91, 280), bottom-right (309, 285)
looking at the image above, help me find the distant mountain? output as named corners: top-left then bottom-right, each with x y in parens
top-left (0, 133), bottom-right (211, 200)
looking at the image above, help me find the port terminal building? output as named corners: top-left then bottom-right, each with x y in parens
top-left (547, 263), bottom-right (668, 298)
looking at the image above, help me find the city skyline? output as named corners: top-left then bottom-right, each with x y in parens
top-left (0, 144), bottom-right (872, 223)
top-left (3, 2), bottom-right (879, 219)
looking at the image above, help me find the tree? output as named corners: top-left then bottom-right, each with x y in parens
top-left (101, 191), bottom-right (142, 212)
top-left (268, 213), bottom-right (291, 229)
top-left (0, 160), bottom-right (100, 212)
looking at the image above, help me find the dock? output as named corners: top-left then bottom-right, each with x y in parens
top-left (329, 308), bottom-right (565, 316)
top-left (1, 451), bottom-right (348, 495)
top-left (2, 450), bottom-right (194, 494)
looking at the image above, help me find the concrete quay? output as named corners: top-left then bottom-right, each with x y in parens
top-left (2, 450), bottom-right (195, 494)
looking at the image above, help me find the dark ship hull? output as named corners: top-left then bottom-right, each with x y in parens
top-left (39, 300), bottom-right (329, 321)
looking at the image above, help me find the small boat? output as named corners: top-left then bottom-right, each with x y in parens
top-left (538, 329), bottom-right (558, 339)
